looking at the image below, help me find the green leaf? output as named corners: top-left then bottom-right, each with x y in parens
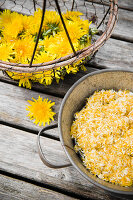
top-left (89, 27), bottom-right (98, 36)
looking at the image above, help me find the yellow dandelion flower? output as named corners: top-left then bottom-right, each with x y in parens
top-left (0, 9), bottom-right (11, 29)
top-left (26, 17), bottom-right (39, 35)
top-left (27, 8), bottom-right (42, 35)
top-left (22, 15), bottom-right (33, 35)
top-left (39, 35), bottom-right (55, 51)
top-left (43, 70), bottom-right (54, 85)
top-left (13, 36), bottom-right (35, 63)
top-left (33, 51), bottom-right (56, 64)
top-left (44, 34), bottom-right (74, 58)
top-left (81, 20), bottom-right (92, 32)
top-left (63, 11), bottom-right (83, 20)
top-left (19, 76), bottom-right (32, 89)
top-left (1, 11), bottom-right (23, 40)
top-left (34, 8), bottom-right (42, 20)
top-left (0, 43), bottom-right (14, 61)
top-left (6, 71), bottom-right (32, 89)
top-left (26, 96), bottom-right (55, 126)
top-left (44, 10), bottom-right (61, 25)
top-left (63, 21), bottom-right (88, 43)
top-left (43, 10), bottom-right (62, 32)
top-left (2, 18), bottom-right (23, 40)
top-left (32, 70), bottom-right (54, 85)
top-left (65, 64), bottom-right (79, 74)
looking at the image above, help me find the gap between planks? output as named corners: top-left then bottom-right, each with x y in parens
top-left (0, 173), bottom-right (79, 200)
top-left (0, 120), bottom-right (59, 141)
top-left (0, 80), bottom-right (62, 136)
top-left (0, 67), bottom-right (98, 98)
top-left (85, 0), bottom-right (133, 11)
top-left (0, 124), bottom-right (131, 200)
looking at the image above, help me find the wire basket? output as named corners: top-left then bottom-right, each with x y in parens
top-left (0, 0), bottom-right (118, 88)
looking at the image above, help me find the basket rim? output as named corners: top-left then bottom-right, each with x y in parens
top-left (0, 0), bottom-right (118, 73)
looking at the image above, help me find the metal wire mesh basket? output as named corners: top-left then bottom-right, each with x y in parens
top-left (0, 0), bottom-right (118, 88)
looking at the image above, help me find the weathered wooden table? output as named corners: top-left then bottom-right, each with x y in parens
top-left (0, 0), bottom-right (133, 199)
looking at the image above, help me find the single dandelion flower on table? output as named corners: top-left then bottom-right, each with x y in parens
top-left (26, 96), bottom-right (55, 126)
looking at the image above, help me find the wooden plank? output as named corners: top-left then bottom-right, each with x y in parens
top-left (0, 81), bottom-right (62, 135)
top-left (90, 38), bottom-right (133, 69)
top-left (113, 8), bottom-right (133, 42)
top-left (85, 0), bottom-right (133, 11)
top-left (0, 67), bottom-right (97, 97)
top-left (83, 1), bottom-right (133, 42)
top-left (0, 174), bottom-right (78, 200)
top-left (0, 68), bottom-right (96, 136)
top-left (117, 0), bottom-right (133, 10)
top-left (0, 124), bottom-right (132, 200)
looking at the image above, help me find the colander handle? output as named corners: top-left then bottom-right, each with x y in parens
top-left (37, 124), bottom-right (72, 169)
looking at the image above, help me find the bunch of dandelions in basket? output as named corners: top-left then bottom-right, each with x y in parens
top-left (26, 96), bottom-right (55, 126)
top-left (0, 9), bottom-right (97, 89)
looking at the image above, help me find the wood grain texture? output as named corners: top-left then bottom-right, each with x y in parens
top-left (0, 1), bottom-right (132, 200)
top-left (90, 38), bottom-right (133, 69)
top-left (0, 68), bottom-right (97, 97)
top-left (118, 0), bottom-right (133, 10)
top-left (113, 8), bottom-right (133, 42)
top-left (0, 68), bottom-right (97, 137)
top-left (0, 174), bottom-right (78, 200)
top-left (83, 1), bottom-right (133, 42)
top-left (0, 81), bottom-right (62, 134)
top-left (86, 0), bottom-right (133, 10)
top-left (1, 124), bottom-right (132, 200)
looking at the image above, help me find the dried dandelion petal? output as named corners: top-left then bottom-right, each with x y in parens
top-left (26, 96), bottom-right (55, 126)
top-left (70, 89), bottom-right (133, 187)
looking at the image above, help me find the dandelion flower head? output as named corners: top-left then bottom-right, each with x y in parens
top-left (26, 96), bottom-right (55, 126)
top-left (2, 15), bottom-right (23, 40)
top-left (0, 43), bottom-right (14, 61)
top-left (13, 36), bottom-right (35, 63)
